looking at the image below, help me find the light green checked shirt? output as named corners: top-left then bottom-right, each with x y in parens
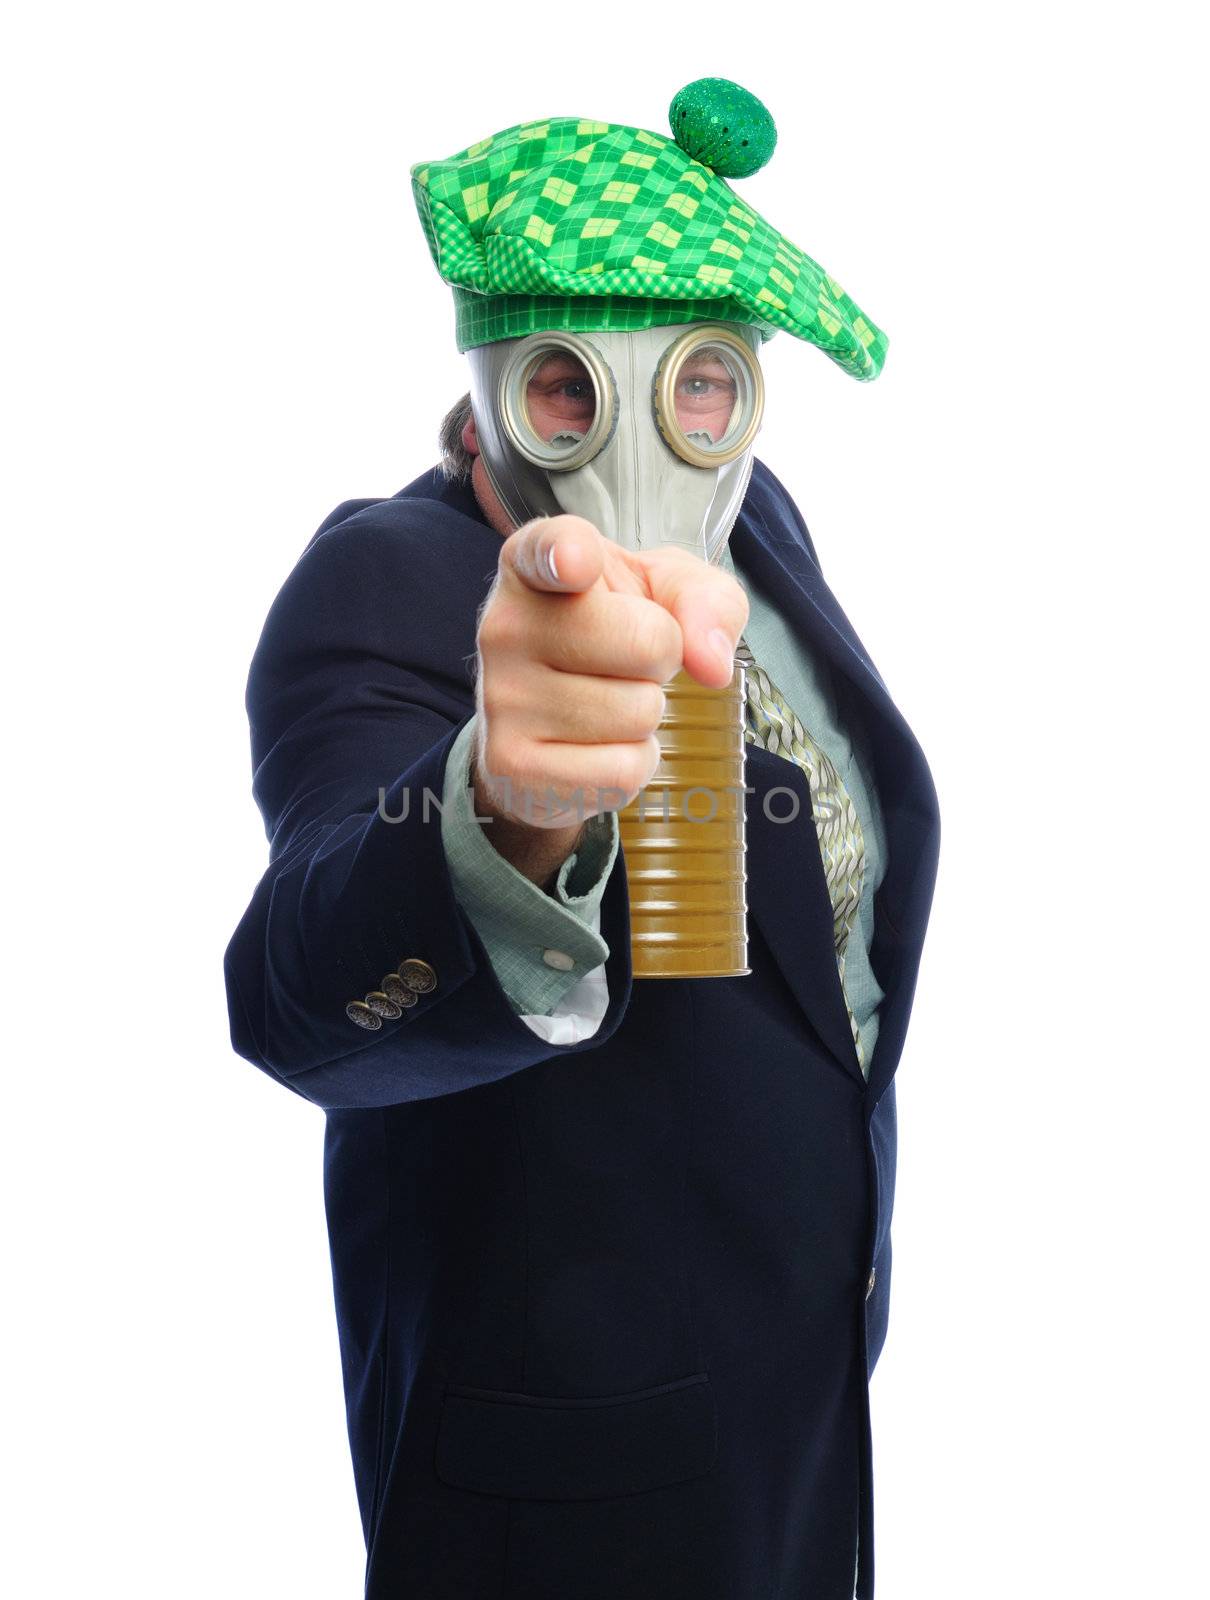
top-left (440, 544), bottom-right (889, 1070)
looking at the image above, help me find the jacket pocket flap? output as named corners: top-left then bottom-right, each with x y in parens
top-left (435, 1373), bottom-right (717, 1501)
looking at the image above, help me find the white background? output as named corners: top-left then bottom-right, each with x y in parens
top-left (4, 3), bottom-right (1206, 1594)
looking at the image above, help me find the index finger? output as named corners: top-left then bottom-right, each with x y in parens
top-left (497, 515), bottom-right (605, 596)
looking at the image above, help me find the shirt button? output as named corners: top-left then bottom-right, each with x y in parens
top-left (542, 948), bottom-right (576, 971)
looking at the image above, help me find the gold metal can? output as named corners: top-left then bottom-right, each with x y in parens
top-left (617, 661), bottom-right (749, 979)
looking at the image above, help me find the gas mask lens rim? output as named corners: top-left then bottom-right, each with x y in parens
top-left (498, 333), bottom-right (618, 473)
top-left (653, 324), bottom-right (765, 468)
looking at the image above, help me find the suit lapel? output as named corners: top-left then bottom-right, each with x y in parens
top-left (742, 743), bottom-right (870, 1085)
top-left (728, 476), bottom-right (942, 1103)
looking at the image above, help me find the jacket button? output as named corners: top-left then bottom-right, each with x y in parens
top-left (346, 1000), bottom-right (383, 1031)
top-left (397, 958), bottom-right (437, 993)
top-left (381, 973), bottom-right (419, 1008)
top-left (865, 1266), bottom-right (876, 1299)
top-left (364, 990), bottom-right (403, 1020)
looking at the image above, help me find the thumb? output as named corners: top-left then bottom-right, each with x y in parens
top-left (634, 547), bottom-right (750, 689)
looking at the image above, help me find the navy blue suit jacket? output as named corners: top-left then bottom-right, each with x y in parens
top-left (224, 458), bottom-right (941, 1599)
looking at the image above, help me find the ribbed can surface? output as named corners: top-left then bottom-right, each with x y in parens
top-left (617, 662), bottom-right (750, 978)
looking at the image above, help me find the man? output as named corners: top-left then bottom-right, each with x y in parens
top-left (225, 81), bottom-right (940, 1599)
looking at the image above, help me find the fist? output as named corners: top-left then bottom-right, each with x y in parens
top-left (474, 514), bottom-right (749, 829)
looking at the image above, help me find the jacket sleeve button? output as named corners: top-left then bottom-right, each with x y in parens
top-left (364, 991), bottom-right (403, 1020)
top-left (346, 1000), bottom-right (383, 1031)
top-left (397, 958), bottom-right (437, 993)
top-left (381, 973), bottom-right (419, 1008)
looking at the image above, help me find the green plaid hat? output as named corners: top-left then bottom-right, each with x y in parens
top-left (409, 78), bottom-right (887, 381)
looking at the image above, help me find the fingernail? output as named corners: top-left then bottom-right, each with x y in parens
top-left (544, 543), bottom-right (560, 583)
top-left (708, 627), bottom-right (734, 666)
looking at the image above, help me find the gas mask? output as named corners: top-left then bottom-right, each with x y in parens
top-left (465, 321), bottom-right (765, 565)
top-left (466, 319), bottom-right (765, 982)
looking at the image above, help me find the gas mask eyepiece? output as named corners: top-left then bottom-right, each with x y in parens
top-left (498, 336), bottom-right (619, 472)
top-left (652, 325), bottom-right (763, 468)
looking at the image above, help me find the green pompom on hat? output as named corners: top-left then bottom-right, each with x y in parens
top-left (409, 79), bottom-right (887, 381)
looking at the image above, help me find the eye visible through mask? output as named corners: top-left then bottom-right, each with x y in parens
top-left (525, 349), bottom-right (597, 450)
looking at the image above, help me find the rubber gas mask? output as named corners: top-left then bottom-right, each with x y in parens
top-left (465, 321), bottom-right (765, 564)
top-left (466, 319), bottom-right (765, 982)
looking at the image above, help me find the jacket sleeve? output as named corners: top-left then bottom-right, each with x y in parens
top-left (439, 711), bottom-right (619, 1021)
top-left (223, 500), bottom-right (634, 1111)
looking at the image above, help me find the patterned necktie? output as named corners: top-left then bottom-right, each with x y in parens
top-left (734, 635), bottom-right (868, 1075)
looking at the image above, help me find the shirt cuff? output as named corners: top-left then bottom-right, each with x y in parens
top-left (441, 714), bottom-right (620, 1017)
top-left (515, 956), bottom-right (611, 1044)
